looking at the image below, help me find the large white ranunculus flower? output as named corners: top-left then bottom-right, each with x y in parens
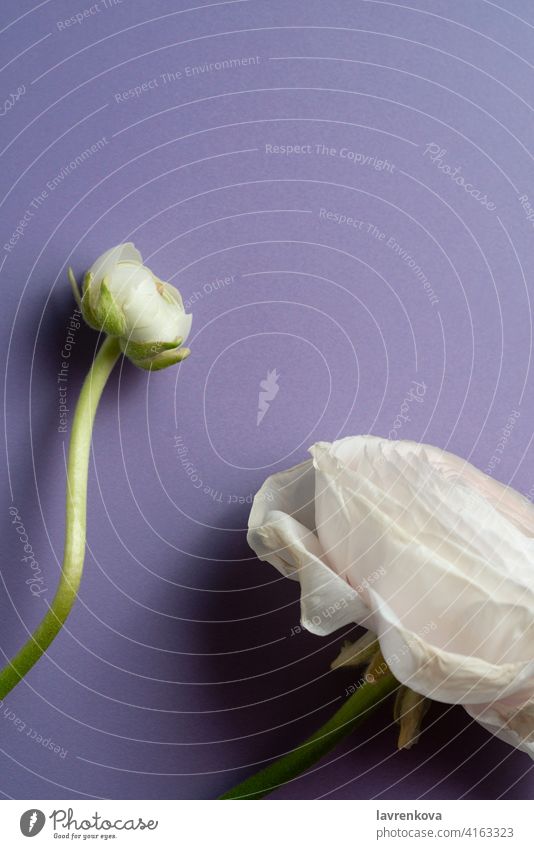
top-left (74, 243), bottom-right (192, 370)
top-left (248, 436), bottom-right (534, 757)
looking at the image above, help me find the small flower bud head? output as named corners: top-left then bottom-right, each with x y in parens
top-left (70, 243), bottom-right (192, 371)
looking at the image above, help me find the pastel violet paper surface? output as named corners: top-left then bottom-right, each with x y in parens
top-left (248, 436), bottom-right (534, 757)
top-left (1, 0), bottom-right (534, 800)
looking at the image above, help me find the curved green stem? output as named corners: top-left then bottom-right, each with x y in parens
top-left (0, 335), bottom-right (121, 699)
top-left (220, 671), bottom-right (398, 799)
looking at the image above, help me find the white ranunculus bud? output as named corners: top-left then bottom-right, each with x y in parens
top-left (248, 436), bottom-right (534, 757)
top-left (70, 243), bottom-right (192, 370)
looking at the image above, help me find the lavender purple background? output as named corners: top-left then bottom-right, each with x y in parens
top-left (1, 0), bottom-right (533, 800)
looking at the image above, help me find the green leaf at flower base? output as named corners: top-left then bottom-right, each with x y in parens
top-left (68, 268), bottom-right (82, 309)
top-left (80, 288), bottom-right (101, 330)
top-left (120, 337), bottom-right (183, 362)
top-left (131, 346), bottom-right (191, 371)
top-left (91, 279), bottom-right (127, 337)
top-left (394, 686), bottom-right (431, 750)
top-left (82, 272), bottom-right (94, 296)
top-left (330, 632), bottom-right (378, 670)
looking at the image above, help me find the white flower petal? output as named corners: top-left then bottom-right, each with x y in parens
top-left (88, 243), bottom-right (142, 283)
top-left (106, 262), bottom-right (154, 301)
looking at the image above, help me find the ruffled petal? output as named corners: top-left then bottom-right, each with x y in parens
top-left (248, 458), bottom-right (317, 565)
top-left (248, 461), bottom-right (369, 634)
top-left (465, 699), bottom-right (534, 759)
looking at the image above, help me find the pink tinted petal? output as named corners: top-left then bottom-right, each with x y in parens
top-left (367, 588), bottom-right (534, 706)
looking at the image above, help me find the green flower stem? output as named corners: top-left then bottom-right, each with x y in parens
top-left (0, 335), bottom-right (121, 699)
top-left (219, 671), bottom-right (398, 800)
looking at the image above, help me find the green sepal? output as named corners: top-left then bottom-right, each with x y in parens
top-left (90, 278), bottom-right (127, 337)
top-left (120, 337), bottom-right (183, 362)
top-left (82, 272), bottom-right (93, 296)
top-left (68, 268), bottom-right (82, 309)
top-left (80, 288), bottom-right (100, 330)
top-left (79, 274), bottom-right (124, 334)
top-left (130, 347), bottom-right (191, 371)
